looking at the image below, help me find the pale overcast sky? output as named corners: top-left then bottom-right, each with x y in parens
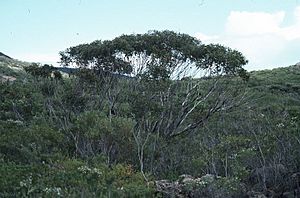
top-left (1, 0), bottom-right (300, 70)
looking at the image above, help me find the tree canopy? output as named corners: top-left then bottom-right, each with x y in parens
top-left (60, 30), bottom-right (249, 80)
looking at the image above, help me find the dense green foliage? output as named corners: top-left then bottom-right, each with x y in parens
top-left (0, 32), bottom-right (299, 197)
top-left (60, 30), bottom-right (249, 80)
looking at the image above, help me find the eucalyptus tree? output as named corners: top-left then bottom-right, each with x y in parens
top-left (60, 30), bottom-right (248, 136)
top-left (60, 30), bottom-right (249, 176)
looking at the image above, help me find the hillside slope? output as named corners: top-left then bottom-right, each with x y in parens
top-left (0, 53), bottom-right (30, 81)
top-left (0, 62), bottom-right (299, 197)
top-left (0, 52), bottom-right (12, 59)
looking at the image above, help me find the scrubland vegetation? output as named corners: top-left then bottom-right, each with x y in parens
top-left (0, 31), bottom-right (300, 197)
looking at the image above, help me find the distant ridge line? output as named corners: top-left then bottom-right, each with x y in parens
top-left (0, 52), bottom-right (12, 60)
